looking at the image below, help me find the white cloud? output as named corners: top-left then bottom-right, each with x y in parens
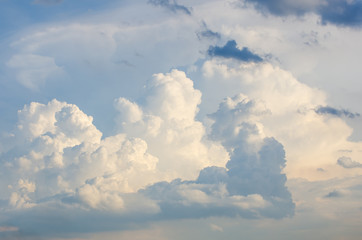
top-left (6, 54), bottom-right (63, 90)
top-left (0, 68), bottom-right (297, 235)
top-left (115, 69), bottom-right (229, 181)
top-left (201, 60), bottom-right (362, 180)
top-left (0, 98), bottom-right (160, 212)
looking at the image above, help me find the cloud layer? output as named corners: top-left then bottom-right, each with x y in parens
top-left (0, 69), bottom-right (294, 237)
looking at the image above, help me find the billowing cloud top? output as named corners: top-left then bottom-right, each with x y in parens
top-left (0, 69), bottom-right (294, 237)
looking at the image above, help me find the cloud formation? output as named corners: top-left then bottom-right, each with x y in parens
top-left (242, 0), bottom-right (362, 27)
top-left (200, 60), bottom-right (362, 180)
top-left (315, 106), bottom-right (360, 118)
top-left (0, 69), bottom-right (296, 237)
top-left (197, 22), bottom-right (221, 40)
top-left (141, 94), bottom-right (294, 220)
top-left (337, 156), bottom-right (362, 168)
top-left (208, 40), bottom-right (263, 62)
top-left (6, 54), bottom-right (63, 90)
top-left (148, 0), bottom-right (192, 15)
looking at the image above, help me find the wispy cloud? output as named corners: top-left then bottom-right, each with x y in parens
top-left (315, 106), bottom-right (360, 118)
top-left (148, 0), bottom-right (192, 15)
top-left (337, 156), bottom-right (362, 168)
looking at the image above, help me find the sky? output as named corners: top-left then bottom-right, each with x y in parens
top-left (0, 0), bottom-right (362, 239)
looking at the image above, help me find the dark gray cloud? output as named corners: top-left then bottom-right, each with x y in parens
top-left (141, 138), bottom-right (294, 220)
top-left (315, 106), bottom-right (360, 118)
top-left (319, 0), bottom-right (362, 27)
top-left (242, 0), bottom-right (362, 27)
top-left (148, 0), bottom-right (192, 15)
top-left (197, 29), bottom-right (221, 40)
top-left (208, 40), bottom-right (263, 62)
top-left (197, 22), bottom-right (221, 40)
top-left (243, 0), bottom-right (314, 16)
top-left (324, 190), bottom-right (342, 198)
top-left (337, 156), bottom-right (362, 168)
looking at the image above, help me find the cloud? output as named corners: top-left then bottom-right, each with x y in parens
top-left (207, 40), bottom-right (263, 62)
top-left (197, 29), bottom-right (221, 40)
top-left (337, 156), bottom-right (362, 168)
top-left (141, 94), bottom-right (293, 220)
top-left (242, 0), bottom-right (321, 16)
top-left (114, 69), bottom-right (229, 181)
top-left (210, 223), bottom-right (223, 232)
top-left (318, 0), bottom-right (362, 27)
top-left (148, 0), bottom-right (192, 15)
top-left (200, 60), bottom-right (362, 180)
top-left (197, 22), bottom-right (221, 40)
top-left (0, 69), bottom-right (297, 236)
top-left (242, 0), bottom-right (362, 27)
top-left (315, 106), bottom-right (360, 119)
top-left (6, 54), bottom-right (63, 90)
top-left (324, 190), bottom-right (342, 198)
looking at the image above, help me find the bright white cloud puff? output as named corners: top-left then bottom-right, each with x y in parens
top-left (0, 69), bottom-right (294, 236)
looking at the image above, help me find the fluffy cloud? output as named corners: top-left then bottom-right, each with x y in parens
top-left (115, 69), bottom-right (229, 181)
top-left (0, 99), bottom-right (159, 210)
top-left (200, 60), bottom-right (362, 180)
top-left (0, 68), bottom-right (297, 236)
top-left (141, 93), bottom-right (294, 219)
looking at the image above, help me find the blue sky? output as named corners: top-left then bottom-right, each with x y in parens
top-left (0, 0), bottom-right (362, 239)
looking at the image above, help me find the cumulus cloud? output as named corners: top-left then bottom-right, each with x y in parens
top-left (315, 106), bottom-right (360, 119)
top-left (114, 69), bottom-right (229, 181)
top-left (242, 0), bottom-right (362, 27)
top-left (148, 0), bottom-right (192, 15)
top-left (337, 156), bottom-right (362, 168)
top-left (200, 60), bottom-right (362, 180)
top-left (0, 99), bottom-right (159, 209)
top-left (0, 69), bottom-right (297, 236)
top-left (141, 94), bottom-right (293, 221)
top-left (208, 40), bottom-right (263, 62)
